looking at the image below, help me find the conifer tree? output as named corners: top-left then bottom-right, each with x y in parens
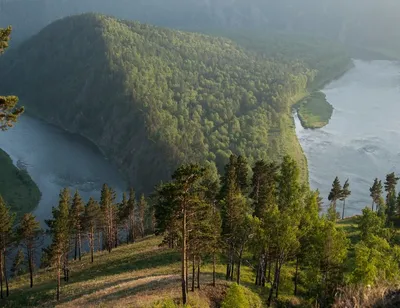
top-left (16, 213), bottom-right (42, 288)
top-left (83, 197), bottom-right (101, 263)
top-left (0, 27), bottom-right (24, 130)
top-left (11, 249), bottom-right (24, 277)
top-left (46, 188), bottom-right (70, 301)
top-left (155, 164), bottom-right (205, 305)
top-left (385, 173), bottom-right (399, 220)
top-left (70, 191), bottom-right (84, 261)
top-left (127, 188), bottom-right (136, 243)
top-left (0, 195), bottom-right (15, 298)
top-left (137, 194), bottom-right (147, 238)
top-left (235, 155), bottom-right (249, 193)
top-left (118, 192), bottom-right (129, 244)
top-left (100, 184), bottom-right (116, 252)
top-left (340, 179), bottom-right (351, 219)
top-left (370, 178), bottom-right (383, 212)
top-left (328, 177), bottom-right (342, 214)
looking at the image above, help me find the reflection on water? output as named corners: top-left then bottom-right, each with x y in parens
top-left (295, 60), bottom-right (400, 216)
top-left (0, 115), bottom-right (126, 226)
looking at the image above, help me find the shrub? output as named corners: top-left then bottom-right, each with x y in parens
top-left (221, 283), bottom-right (262, 308)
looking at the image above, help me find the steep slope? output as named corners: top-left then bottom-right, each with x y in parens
top-left (0, 14), bottom-right (323, 191)
top-left (0, 148), bottom-right (41, 215)
top-left (1, 0), bottom-right (400, 58)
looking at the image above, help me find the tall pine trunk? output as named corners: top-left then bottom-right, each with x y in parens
top-left (191, 255), bottom-right (195, 292)
top-left (74, 234), bottom-right (78, 260)
top-left (212, 253), bottom-right (216, 287)
top-left (342, 199), bottom-right (346, 220)
top-left (197, 258), bottom-right (201, 289)
top-left (294, 256), bottom-right (299, 296)
top-left (56, 256), bottom-right (61, 301)
top-left (236, 246), bottom-right (244, 285)
top-left (28, 249), bottom-right (34, 288)
top-left (267, 258), bottom-right (279, 307)
top-left (78, 232), bottom-right (82, 261)
top-left (181, 205), bottom-right (187, 305)
top-left (0, 250), bottom-right (3, 299)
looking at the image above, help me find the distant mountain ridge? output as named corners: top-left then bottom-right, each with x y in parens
top-left (0, 13), bottom-right (352, 191)
top-left (1, 0), bottom-right (399, 58)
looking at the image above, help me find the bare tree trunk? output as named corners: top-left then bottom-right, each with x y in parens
top-left (236, 246), bottom-right (244, 285)
top-left (181, 206), bottom-right (187, 305)
top-left (74, 234), bottom-right (78, 260)
top-left (191, 255), bottom-right (195, 292)
top-left (186, 251), bottom-right (189, 292)
top-left (212, 253), bottom-right (216, 287)
top-left (197, 257), bottom-right (201, 290)
top-left (0, 251), bottom-right (3, 299)
top-left (78, 232), bottom-right (82, 261)
top-left (57, 257), bottom-right (61, 301)
top-left (372, 201), bottom-right (375, 212)
top-left (342, 199), bottom-right (346, 220)
top-left (294, 256), bottom-right (299, 296)
top-left (275, 263), bottom-right (282, 299)
top-left (230, 253), bottom-right (235, 281)
top-left (267, 258), bottom-right (279, 307)
top-left (28, 249), bottom-right (34, 288)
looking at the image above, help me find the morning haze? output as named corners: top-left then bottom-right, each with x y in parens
top-left (0, 1), bottom-right (400, 307)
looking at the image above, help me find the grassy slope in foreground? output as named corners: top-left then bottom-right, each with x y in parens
top-left (296, 92), bottom-right (333, 129)
top-left (4, 236), bottom-right (262, 308)
top-left (0, 148), bottom-right (41, 216)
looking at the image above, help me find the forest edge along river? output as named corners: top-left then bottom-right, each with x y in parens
top-left (1, 59), bottom-right (400, 223)
top-left (295, 59), bottom-right (400, 216)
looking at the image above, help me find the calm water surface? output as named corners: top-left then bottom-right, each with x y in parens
top-left (0, 115), bottom-right (126, 226)
top-left (295, 60), bottom-right (400, 216)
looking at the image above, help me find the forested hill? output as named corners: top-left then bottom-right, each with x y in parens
top-left (0, 14), bottom-right (349, 192)
top-left (1, 0), bottom-right (399, 59)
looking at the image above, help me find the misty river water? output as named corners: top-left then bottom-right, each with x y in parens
top-left (0, 116), bottom-right (126, 226)
top-left (295, 59), bottom-right (400, 216)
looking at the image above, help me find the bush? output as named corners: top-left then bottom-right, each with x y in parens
top-left (221, 283), bottom-right (262, 308)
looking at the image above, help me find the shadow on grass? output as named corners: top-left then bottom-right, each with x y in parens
top-left (3, 249), bottom-right (180, 308)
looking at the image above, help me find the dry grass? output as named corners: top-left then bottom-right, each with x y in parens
top-left (333, 283), bottom-right (400, 308)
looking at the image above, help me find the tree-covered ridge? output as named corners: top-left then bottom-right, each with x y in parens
top-left (0, 13), bottom-right (350, 191)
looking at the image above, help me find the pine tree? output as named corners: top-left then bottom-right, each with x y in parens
top-left (385, 173), bottom-right (399, 220)
top-left (235, 155), bottom-right (249, 193)
top-left (340, 179), bottom-right (351, 219)
top-left (0, 27), bottom-right (24, 130)
top-left (137, 194), bottom-right (147, 238)
top-left (0, 195), bottom-right (15, 298)
top-left (118, 192), bottom-right (129, 244)
top-left (46, 188), bottom-right (70, 301)
top-left (16, 213), bottom-right (42, 287)
top-left (100, 184), bottom-right (116, 252)
top-left (11, 249), bottom-right (24, 277)
top-left (328, 177), bottom-right (342, 215)
top-left (155, 164), bottom-right (205, 305)
top-left (370, 178), bottom-right (383, 212)
top-left (127, 188), bottom-right (136, 243)
top-left (83, 197), bottom-right (101, 263)
top-left (70, 191), bottom-right (84, 261)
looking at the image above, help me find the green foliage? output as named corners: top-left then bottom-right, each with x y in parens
top-left (0, 27), bottom-right (24, 130)
top-left (152, 299), bottom-right (177, 308)
top-left (0, 14), bottom-right (351, 192)
top-left (221, 283), bottom-right (262, 308)
top-left (0, 148), bottom-right (41, 216)
top-left (296, 92), bottom-right (333, 129)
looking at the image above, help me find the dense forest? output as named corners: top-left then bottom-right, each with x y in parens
top-left (2, 154), bottom-right (400, 307)
top-left (0, 14), bottom-right (351, 193)
top-left (1, 0), bottom-right (399, 59)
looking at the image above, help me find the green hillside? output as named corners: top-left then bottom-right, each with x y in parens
top-left (0, 14), bottom-right (351, 192)
top-left (0, 148), bottom-right (41, 215)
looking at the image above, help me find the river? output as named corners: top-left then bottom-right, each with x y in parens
top-left (0, 115), bottom-right (126, 226)
top-left (295, 59), bottom-right (400, 216)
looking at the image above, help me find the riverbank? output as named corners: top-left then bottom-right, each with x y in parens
top-left (0, 148), bottom-right (41, 216)
top-left (296, 91), bottom-right (333, 129)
